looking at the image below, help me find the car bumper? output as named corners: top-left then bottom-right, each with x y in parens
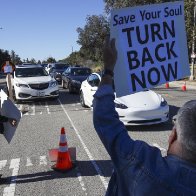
top-left (117, 105), bottom-right (169, 125)
top-left (14, 86), bottom-right (59, 100)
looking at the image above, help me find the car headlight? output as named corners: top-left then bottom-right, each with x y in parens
top-left (15, 83), bottom-right (29, 88)
top-left (72, 80), bottom-right (81, 85)
top-left (49, 81), bottom-right (58, 87)
top-left (114, 101), bottom-right (128, 109)
top-left (160, 97), bottom-right (167, 107)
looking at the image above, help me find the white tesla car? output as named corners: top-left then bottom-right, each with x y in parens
top-left (11, 64), bottom-right (59, 103)
top-left (80, 73), bottom-right (169, 125)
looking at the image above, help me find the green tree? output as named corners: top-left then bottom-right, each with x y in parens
top-left (29, 58), bottom-right (37, 64)
top-left (10, 50), bottom-right (22, 65)
top-left (104, 0), bottom-right (194, 59)
top-left (77, 15), bottom-right (109, 62)
top-left (0, 49), bottom-right (10, 67)
top-left (104, 0), bottom-right (163, 13)
top-left (46, 57), bottom-right (56, 63)
top-left (184, 0), bottom-right (195, 55)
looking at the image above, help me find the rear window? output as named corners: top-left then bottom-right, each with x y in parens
top-left (15, 67), bottom-right (48, 77)
top-left (71, 68), bottom-right (91, 76)
top-left (55, 64), bottom-right (69, 69)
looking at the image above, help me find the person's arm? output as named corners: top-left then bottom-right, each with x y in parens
top-left (93, 37), bottom-right (141, 169)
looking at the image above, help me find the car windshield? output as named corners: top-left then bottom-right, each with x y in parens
top-left (15, 67), bottom-right (49, 77)
top-left (55, 64), bottom-right (69, 69)
top-left (71, 68), bottom-right (91, 76)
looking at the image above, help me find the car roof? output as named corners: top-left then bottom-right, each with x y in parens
top-left (16, 64), bottom-right (43, 68)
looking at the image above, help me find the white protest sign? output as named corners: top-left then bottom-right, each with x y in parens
top-left (111, 1), bottom-right (190, 97)
top-left (4, 65), bottom-right (13, 73)
top-left (0, 90), bottom-right (22, 143)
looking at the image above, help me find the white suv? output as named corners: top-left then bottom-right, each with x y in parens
top-left (12, 64), bottom-right (59, 103)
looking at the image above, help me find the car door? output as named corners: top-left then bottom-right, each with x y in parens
top-left (85, 74), bottom-right (100, 106)
top-left (62, 68), bottom-right (70, 88)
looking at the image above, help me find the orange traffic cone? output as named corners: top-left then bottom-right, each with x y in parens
top-left (52, 127), bottom-right (73, 172)
top-left (182, 81), bottom-right (187, 91)
top-left (165, 82), bottom-right (169, 88)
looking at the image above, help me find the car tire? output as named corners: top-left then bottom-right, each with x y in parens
top-left (68, 83), bottom-right (73, 94)
top-left (80, 91), bottom-right (87, 107)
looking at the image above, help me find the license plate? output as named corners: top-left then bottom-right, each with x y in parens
top-left (37, 91), bottom-right (45, 97)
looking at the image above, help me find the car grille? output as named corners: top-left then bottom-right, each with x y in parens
top-left (29, 83), bottom-right (49, 90)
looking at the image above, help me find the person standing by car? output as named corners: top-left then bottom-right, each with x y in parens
top-left (93, 36), bottom-right (196, 195)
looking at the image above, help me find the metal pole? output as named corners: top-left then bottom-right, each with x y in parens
top-left (190, 0), bottom-right (196, 80)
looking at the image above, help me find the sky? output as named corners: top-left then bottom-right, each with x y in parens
top-left (0, 0), bottom-right (105, 62)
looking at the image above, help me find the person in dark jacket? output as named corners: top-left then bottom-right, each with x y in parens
top-left (93, 36), bottom-right (196, 195)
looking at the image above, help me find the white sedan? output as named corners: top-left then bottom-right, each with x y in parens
top-left (80, 73), bottom-right (169, 125)
top-left (11, 64), bottom-right (59, 103)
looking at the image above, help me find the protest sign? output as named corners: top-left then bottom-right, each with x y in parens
top-left (4, 65), bottom-right (13, 74)
top-left (0, 90), bottom-right (22, 143)
top-left (110, 1), bottom-right (190, 97)
top-left (2, 61), bottom-right (15, 74)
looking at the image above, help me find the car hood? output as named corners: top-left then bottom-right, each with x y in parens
top-left (115, 90), bottom-right (162, 109)
top-left (71, 75), bottom-right (89, 82)
top-left (14, 76), bottom-right (53, 84)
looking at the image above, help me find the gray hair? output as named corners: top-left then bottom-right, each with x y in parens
top-left (175, 100), bottom-right (196, 160)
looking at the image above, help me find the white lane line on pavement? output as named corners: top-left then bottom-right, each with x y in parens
top-left (23, 105), bottom-right (29, 116)
top-left (40, 156), bottom-right (47, 165)
top-left (45, 102), bottom-right (50, 114)
top-left (30, 104), bottom-right (35, 116)
top-left (39, 102), bottom-right (43, 114)
top-left (26, 157), bottom-right (33, 167)
top-left (77, 171), bottom-right (88, 195)
top-left (58, 99), bottom-right (108, 190)
top-left (0, 160), bottom-right (7, 170)
top-left (152, 143), bottom-right (166, 152)
top-left (3, 158), bottom-right (20, 196)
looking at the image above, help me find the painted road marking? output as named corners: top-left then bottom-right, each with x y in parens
top-left (0, 155), bottom-right (87, 196)
top-left (3, 158), bottom-right (20, 196)
top-left (26, 157), bottom-right (33, 167)
top-left (16, 102), bottom-right (51, 115)
top-left (39, 102), bottom-right (43, 114)
top-left (77, 171), bottom-right (88, 196)
top-left (0, 160), bottom-right (7, 170)
top-left (58, 98), bottom-right (108, 190)
top-left (45, 102), bottom-right (50, 114)
top-left (30, 104), bottom-right (35, 116)
top-left (40, 156), bottom-right (47, 165)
